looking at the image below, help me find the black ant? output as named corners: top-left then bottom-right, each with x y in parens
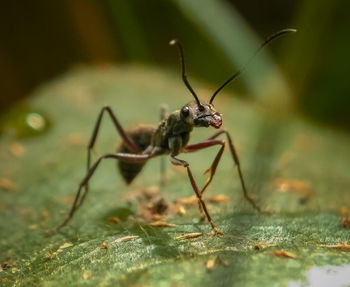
top-left (50, 29), bottom-right (296, 236)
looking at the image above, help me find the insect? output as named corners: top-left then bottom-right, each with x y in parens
top-left (50, 29), bottom-right (296, 236)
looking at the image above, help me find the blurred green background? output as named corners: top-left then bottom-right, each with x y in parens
top-left (0, 0), bottom-right (349, 130)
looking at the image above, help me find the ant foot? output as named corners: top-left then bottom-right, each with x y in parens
top-left (213, 227), bottom-right (224, 237)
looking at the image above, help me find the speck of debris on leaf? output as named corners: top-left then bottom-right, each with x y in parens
top-left (1, 262), bottom-right (12, 271)
top-left (273, 250), bottom-right (297, 259)
top-left (205, 257), bottom-right (228, 271)
top-left (150, 214), bottom-right (165, 221)
top-left (140, 186), bottom-right (159, 200)
top-left (175, 232), bottom-right (203, 240)
top-left (174, 204), bottom-right (186, 216)
top-left (150, 221), bottom-right (176, 227)
top-left (10, 142), bottom-right (25, 157)
top-left (205, 258), bottom-right (216, 271)
top-left (273, 178), bottom-right (315, 202)
top-left (45, 242), bottom-right (73, 259)
top-left (65, 133), bottom-right (86, 147)
top-left (114, 235), bottom-right (139, 243)
top-left (338, 206), bottom-right (349, 216)
top-left (209, 195), bottom-right (229, 203)
top-left (341, 217), bottom-right (350, 228)
top-left (149, 198), bottom-right (168, 215)
top-left (107, 216), bottom-right (121, 224)
top-left (327, 243), bottom-right (350, 251)
top-left (176, 195), bottom-right (197, 206)
top-left (0, 178), bottom-right (17, 192)
top-left (60, 242), bottom-right (73, 249)
top-left (138, 196), bottom-right (169, 221)
top-left (100, 241), bottom-right (108, 249)
top-left (41, 210), bottom-right (49, 219)
top-left (40, 210), bottom-right (50, 227)
top-left (254, 242), bottom-right (275, 250)
top-left (28, 224), bottom-right (39, 230)
top-left (61, 196), bottom-right (75, 205)
top-left (83, 270), bottom-right (92, 280)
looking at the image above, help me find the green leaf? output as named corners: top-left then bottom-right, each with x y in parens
top-left (0, 66), bottom-right (349, 286)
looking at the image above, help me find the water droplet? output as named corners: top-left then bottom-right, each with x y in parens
top-left (25, 113), bottom-right (46, 131)
top-left (0, 105), bottom-right (51, 138)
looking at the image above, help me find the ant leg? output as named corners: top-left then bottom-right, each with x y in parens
top-left (160, 155), bottom-right (166, 188)
top-left (184, 140), bottom-right (225, 195)
top-left (88, 105), bottom-right (141, 157)
top-left (183, 140), bottom-right (225, 219)
top-left (159, 105), bottom-right (168, 187)
top-left (49, 152), bottom-right (152, 234)
top-left (170, 155), bottom-right (223, 237)
top-left (206, 129), bottom-right (262, 213)
top-left (82, 106), bottom-right (141, 209)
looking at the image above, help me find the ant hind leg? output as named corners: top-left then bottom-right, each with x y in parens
top-left (82, 106), bottom-right (141, 209)
top-left (48, 152), bottom-right (152, 235)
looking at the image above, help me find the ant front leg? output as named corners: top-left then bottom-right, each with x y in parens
top-left (49, 152), bottom-right (152, 234)
top-left (183, 140), bottom-right (226, 195)
top-left (80, 106), bottom-right (141, 210)
top-left (170, 155), bottom-right (223, 237)
top-left (206, 129), bottom-right (262, 213)
top-left (183, 140), bottom-right (225, 220)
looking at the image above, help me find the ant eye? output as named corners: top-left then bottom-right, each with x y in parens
top-left (181, 106), bottom-right (190, 118)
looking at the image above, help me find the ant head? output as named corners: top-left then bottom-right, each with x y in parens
top-left (170, 29), bottom-right (296, 126)
top-left (169, 39), bottom-right (222, 129)
top-left (180, 101), bottom-right (222, 129)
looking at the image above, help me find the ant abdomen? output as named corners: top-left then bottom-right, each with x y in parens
top-left (116, 124), bottom-right (156, 184)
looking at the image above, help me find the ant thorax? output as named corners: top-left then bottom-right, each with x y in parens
top-left (151, 110), bottom-right (193, 154)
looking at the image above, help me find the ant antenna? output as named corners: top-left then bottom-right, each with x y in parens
top-left (209, 28), bottom-right (297, 104)
top-left (170, 39), bottom-right (201, 107)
